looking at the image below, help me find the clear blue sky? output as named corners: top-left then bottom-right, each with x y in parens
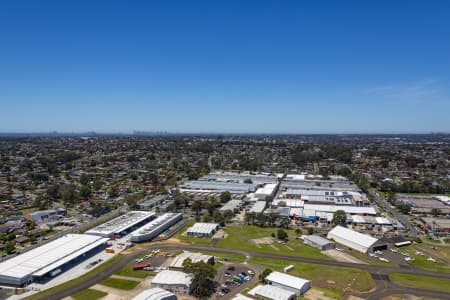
top-left (1, 0), bottom-right (449, 133)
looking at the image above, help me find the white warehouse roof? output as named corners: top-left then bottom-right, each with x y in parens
top-left (132, 287), bottom-right (176, 300)
top-left (86, 211), bottom-right (155, 237)
top-left (130, 213), bottom-right (182, 242)
top-left (170, 251), bottom-right (213, 269)
top-left (187, 223), bottom-right (218, 235)
top-left (152, 270), bottom-right (192, 286)
top-left (265, 271), bottom-right (310, 291)
top-left (0, 234), bottom-right (108, 282)
top-left (249, 284), bottom-right (296, 300)
top-left (327, 226), bottom-right (382, 253)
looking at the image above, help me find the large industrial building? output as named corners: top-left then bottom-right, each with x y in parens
top-left (265, 271), bottom-right (311, 296)
top-left (86, 211), bottom-right (155, 238)
top-left (327, 226), bottom-right (387, 253)
top-left (151, 270), bottom-right (193, 294)
top-left (0, 234), bottom-right (108, 286)
top-left (200, 171), bottom-right (280, 185)
top-left (180, 180), bottom-right (256, 195)
top-left (130, 213), bottom-right (182, 243)
top-left (132, 287), bottom-right (176, 300)
top-left (186, 222), bottom-right (219, 238)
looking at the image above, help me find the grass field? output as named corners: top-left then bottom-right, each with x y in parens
top-left (389, 273), bottom-right (450, 294)
top-left (215, 226), bottom-right (330, 260)
top-left (100, 278), bottom-right (140, 290)
top-left (72, 289), bottom-right (107, 300)
top-left (402, 246), bottom-right (450, 273)
top-left (249, 257), bottom-right (375, 299)
top-left (115, 264), bottom-right (149, 279)
top-left (24, 254), bottom-right (124, 300)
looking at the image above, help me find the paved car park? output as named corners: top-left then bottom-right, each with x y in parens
top-left (215, 264), bottom-right (258, 299)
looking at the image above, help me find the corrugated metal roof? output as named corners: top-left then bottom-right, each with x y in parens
top-left (152, 270), bottom-right (192, 286)
top-left (265, 271), bottom-right (310, 290)
top-left (327, 226), bottom-right (378, 248)
top-left (249, 284), bottom-right (296, 300)
top-left (0, 234), bottom-right (108, 280)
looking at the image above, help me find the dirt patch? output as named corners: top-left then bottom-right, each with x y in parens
top-left (251, 236), bottom-right (274, 246)
top-left (212, 229), bottom-right (228, 239)
top-left (322, 249), bottom-right (367, 264)
top-left (304, 288), bottom-right (335, 300)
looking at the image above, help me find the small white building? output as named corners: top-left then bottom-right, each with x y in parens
top-left (151, 270), bottom-right (193, 294)
top-left (186, 222), bottom-right (219, 238)
top-left (327, 226), bottom-right (387, 253)
top-left (132, 287), bottom-right (177, 300)
top-left (248, 284), bottom-right (296, 300)
top-left (265, 271), bottom-right (311, 296)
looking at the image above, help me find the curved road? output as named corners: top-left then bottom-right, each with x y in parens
top-left (34, 244), bottom-right (450, 300)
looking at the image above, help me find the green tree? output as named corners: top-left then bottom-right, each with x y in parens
top-left (396, 203), bottom-right (411, 214)
top-left (5, 242), bottom-right (15, 254)
top-left (219, 191), bottom-right (231, 203)
top-left (183, 259), bottom-right (216, 298)
top-left (192, 200), bottom-right (203, 215)
top-left (259, 268), bottom-right (272, 283)
top-left (25, 221), bottom-right (36, 231)
top-left (332, 210), bottom-right (347, 226)
top-left (277, 229), bottom-right (288, 241)
top-left (431, 208), bottom-right (441, 217)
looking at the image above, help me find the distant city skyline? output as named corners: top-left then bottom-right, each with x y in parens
top-left (1, 1), bottom-right (449, 133)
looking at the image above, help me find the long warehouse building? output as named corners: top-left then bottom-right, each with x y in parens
top-left (130, 213), bottom-right (182, 242)
top-left (86, 211), bottom-right (155, 238)
top-left (0, 234), bottom-right (109, 286)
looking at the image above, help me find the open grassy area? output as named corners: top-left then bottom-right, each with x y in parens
top-left (115, 264), bottom-right (149, 279)
top-left (401, 246), bottom-right (450, 273)
top-left (389, 273), bottom-right (450, 294)
top-left (249, 257), bottom-right (375, 299)
top-left (72, 289), bottom-right (107, 300)
top-left (24, 254), bottom-right (123, 300)
top-left (100, 278), bottom-right (140, 290)
top-left (215, 225), bottom-right (329, 260)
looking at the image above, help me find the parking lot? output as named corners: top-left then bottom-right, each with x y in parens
top-left (215, 264), bottom-right (258, 299)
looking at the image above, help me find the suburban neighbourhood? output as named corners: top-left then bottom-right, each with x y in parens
top-left (0, 134), bottom-right (448, 300)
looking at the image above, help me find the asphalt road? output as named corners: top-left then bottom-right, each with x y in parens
top-left (369, 189), bottom-right (419, 237)
top-left (35, 244), bottom-right (450, 300)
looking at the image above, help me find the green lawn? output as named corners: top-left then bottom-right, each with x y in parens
top-left (249, 257), bottom-right (375, 299)
top-left (100, 278), bottom-right (140, 290)
top-left (401, 246), bottom-right (450, 273)
top-left (115, 264), bottom-right (149, 279)
top-left (72, 289), bottom-right (107, 300)
top-left (24, 254), bottom-right (124, 300)
top-left (215, 226), bottom-right (329, 260)
top-left (389, 273), bottom-right (450, 294)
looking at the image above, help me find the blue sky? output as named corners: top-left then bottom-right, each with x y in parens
top-left (0, 0), bottom-right (449, 133)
